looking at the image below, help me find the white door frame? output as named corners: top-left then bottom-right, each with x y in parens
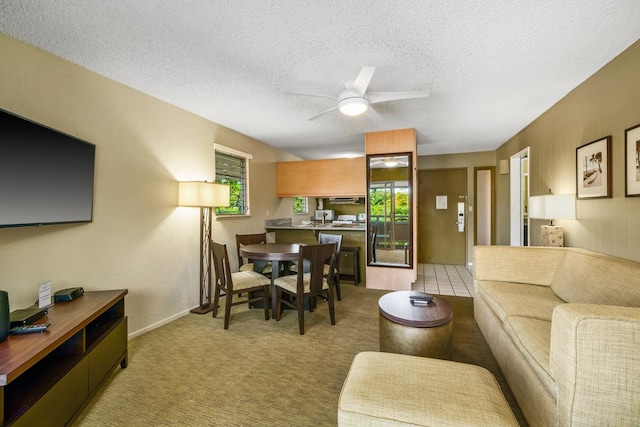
top-left (509, 147), bottom-right (530, 246)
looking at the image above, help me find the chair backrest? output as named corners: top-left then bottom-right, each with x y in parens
top-left (211, 241), bottom-right (233, 291)
top-left (236, 233), bottom-right (267, 267)
top-left (318, 232), bottom-right (343, 255)
top-left (369, 227), bottom-right (377, 262)
top-left (297, 243), bottom-right (336, 294)
top-left (369, 224), bottom-right (378, 239)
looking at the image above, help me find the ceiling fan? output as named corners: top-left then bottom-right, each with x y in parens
top-left (369, 155), bottom-right (409, 168)
top-left (286, 66), bottom-right (430, 121)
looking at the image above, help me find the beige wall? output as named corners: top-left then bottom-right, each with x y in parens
top-left (418, 151), bottom-right (496, 264)
top-left (0, 34), bottom-right (298, 337)
top-left (496, 40), bottom-right (640, 262)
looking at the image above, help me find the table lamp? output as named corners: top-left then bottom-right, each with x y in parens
top-left (528, 194), bottom-right (576, 247)
top-left (179, 181), bottom-right (230, 314)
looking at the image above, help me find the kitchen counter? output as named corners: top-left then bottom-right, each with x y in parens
top-left (264, 224), bottom-right (367, 283)
top-left (265, 223), bottom-right (366, 232)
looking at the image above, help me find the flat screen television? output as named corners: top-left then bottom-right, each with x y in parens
top-left (0, 108), bottom-right (96, 228)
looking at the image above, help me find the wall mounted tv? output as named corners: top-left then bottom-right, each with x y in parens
top-left (0, 108), bottom-right (96, 228)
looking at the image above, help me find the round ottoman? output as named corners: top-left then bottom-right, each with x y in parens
top-left (378, 291), bottom-right (453, 359)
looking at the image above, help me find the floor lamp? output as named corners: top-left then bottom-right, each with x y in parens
top-left (178, 181), bottom-right (230, 314)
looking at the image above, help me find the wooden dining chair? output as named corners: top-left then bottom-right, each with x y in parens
top-left (236, 233), bottom-right (272, 275)
top-left (317, 232), bottom-right (343, 301)
top-left (211, 241), bottom-right (271, 329)
top-left (369, 226), bottom-right (378, 263)
top-left (273, 243), bottom-right (337, 335)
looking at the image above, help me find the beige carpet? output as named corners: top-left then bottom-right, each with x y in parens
top-left (71, 284), bottom-right (526, 426)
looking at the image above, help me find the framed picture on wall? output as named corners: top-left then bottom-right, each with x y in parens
top-left (576, 136), bottom-right (612, 199)
top-left (625, 123), bottom-right (640, 197)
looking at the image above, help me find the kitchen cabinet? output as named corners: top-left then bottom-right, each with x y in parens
top-left (276, 157), bottom-right (366, 197)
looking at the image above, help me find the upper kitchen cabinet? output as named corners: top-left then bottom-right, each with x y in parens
top-left (276, 157), bottom-right (366, 197)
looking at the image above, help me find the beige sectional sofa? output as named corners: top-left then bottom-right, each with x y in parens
top-left (473, 245), bottom-right (640, 426)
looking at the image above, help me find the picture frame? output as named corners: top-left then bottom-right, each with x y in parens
top-left (625, 123), bottom-right (640, 197)
top-left (576, 135), bottom-right (611, 199)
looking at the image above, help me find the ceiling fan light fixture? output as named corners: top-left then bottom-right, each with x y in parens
top-left (384, 158), bottom-right (399, 167)
top-left (339, 98), bottom-right (368, 116)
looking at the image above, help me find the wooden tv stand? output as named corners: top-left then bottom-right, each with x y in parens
top-left (0, 290), bottom-right (128, 426)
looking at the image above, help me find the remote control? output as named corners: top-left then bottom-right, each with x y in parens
top-left (10, 323), bottom-right (51, 334)
top-left (409, 294), bottom-right (433, 301)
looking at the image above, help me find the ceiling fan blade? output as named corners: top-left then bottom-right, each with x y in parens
top-left (284, 91), bottom-right (339, 100)
top-left (365, 105), bottom-right (382, 121)
top-left (367, 91), bottom-right (430, 104)
top-left (351, 66), bottom-right (376, 96)
top-left (308, 106), bottom-right (339, 121)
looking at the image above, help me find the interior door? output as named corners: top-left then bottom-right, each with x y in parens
top-left (418, 169), bottom-right (467, 264)
top-left (474, 167), bottom-right (495, 246)
top-left (509, 147), bottom-right (530, 246)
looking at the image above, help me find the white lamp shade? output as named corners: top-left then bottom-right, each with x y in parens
top-left (528, 194), bottom-right (575, 220)
top-left (178, 182), bottom-right (230, 207)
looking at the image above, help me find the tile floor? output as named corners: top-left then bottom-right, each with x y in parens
top-left (412, 264), bottom-right (474, 297)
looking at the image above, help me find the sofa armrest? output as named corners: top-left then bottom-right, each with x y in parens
top-left (550, 303), bottom-right (640, 426)
top-left (473, 245), bottom-right (564, 286)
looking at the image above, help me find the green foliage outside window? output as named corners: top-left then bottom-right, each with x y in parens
top-left (215, 178), bottom-right (243, 215)
top-left (369, 188), bottom-right (409, 221)
top-left (370, 186), bottom-right (410, 247)
top-left (215, 151), bottom-right (246, 215)
top-left (293, 196), bottom-right (308, 214)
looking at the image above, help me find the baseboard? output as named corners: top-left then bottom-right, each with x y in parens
top-left (127, 308), bottom-right (191, 340)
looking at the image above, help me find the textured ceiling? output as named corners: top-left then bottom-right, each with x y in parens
top-left (1, 1), bottom-right (639, 159)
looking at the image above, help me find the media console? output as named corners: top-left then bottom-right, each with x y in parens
top-left (0, 290), bottom-right (128, 426)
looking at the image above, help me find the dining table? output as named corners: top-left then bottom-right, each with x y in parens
top-left (239, 243), bottom-right (301, 316)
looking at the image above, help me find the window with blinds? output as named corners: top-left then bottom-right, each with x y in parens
top-left (215, 151), bottom-right (247, 215)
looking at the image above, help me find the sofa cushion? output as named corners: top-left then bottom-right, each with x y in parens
top-left (550, 249), bottom-right (640, 306)
top-left (550, 303), bottom-right (640, 426)
top-left (473, 245), bottom-right (566, 286)
top-left (477, 280), bottom-right (565, 322)
top-left (503, 315), bottom-right (558, 399)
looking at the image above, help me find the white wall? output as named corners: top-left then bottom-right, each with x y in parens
top-left (0, 34), bottom-right (298, 337)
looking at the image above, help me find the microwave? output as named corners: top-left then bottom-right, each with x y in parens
top-left (315, 210), bottom-right (335, 221)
